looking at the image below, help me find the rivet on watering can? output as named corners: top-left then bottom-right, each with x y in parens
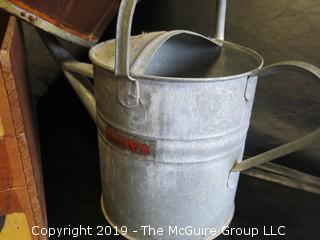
top-left (118, 77), bottom-right (140, 108)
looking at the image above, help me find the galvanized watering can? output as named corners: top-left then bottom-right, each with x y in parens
top-left (40, 0), bottom-right (320, 239)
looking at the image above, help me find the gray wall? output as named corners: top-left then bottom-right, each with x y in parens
top-left (134, 0), bottom-right (320, 64)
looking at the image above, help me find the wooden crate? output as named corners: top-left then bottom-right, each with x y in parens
top-left (1, 0), bottom-right (121, 46)
top-left (0, 13), bottom-right (47, 240)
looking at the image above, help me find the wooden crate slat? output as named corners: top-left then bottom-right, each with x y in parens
top-left (0, 14), bottom-right (47, 240)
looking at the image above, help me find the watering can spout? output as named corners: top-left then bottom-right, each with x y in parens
top-left (39, 31), bottom-right (96, 122)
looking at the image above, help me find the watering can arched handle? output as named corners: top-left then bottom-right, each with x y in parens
top-left (115, 0), bottom-right (227, 78)
top-left (232, 61), bottom-right (320, 172)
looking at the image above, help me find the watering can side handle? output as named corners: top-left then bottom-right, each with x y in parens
top-left (38, 30), bottom-right (96, 121)
top-left (114, 0), bottom-right (227, 78)
top-left (63, 62), bottom-right (94, 79)
top-left (232, 61), bottom-right (320, 172)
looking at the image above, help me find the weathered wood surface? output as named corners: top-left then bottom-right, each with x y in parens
top-left (0, 14), bottom-right (47, 240)
top-left (4, 0), bottom-right (121, 45)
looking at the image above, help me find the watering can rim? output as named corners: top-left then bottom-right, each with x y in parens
top-left (89, 31), bottom-right (265, 82)
top-left (114, 0), bottom-right (228, 80)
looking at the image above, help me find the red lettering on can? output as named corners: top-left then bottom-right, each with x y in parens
top-left (140, 144), bottom-right (150, 155)
top-left (106, 128), bottom-right (116, 142)
top-left (117, 132), bottom-right (126, 148)
top-left (126, 139), bottom-right (139, 152)
top-left (105, 127), bottom-right (151, 156)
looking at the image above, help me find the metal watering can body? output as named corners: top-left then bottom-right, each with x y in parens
top-left (41, 0), bottom-right (320, 239)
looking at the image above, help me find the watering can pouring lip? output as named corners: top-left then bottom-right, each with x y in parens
top-left (39, 0), bottom-right (320, 174)
top-left (114, 0), bottom-right (227, 80)
top-left (46, 0), bottom-right (262, 83)
top-left (89, 0), bottom-right (264, 82)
